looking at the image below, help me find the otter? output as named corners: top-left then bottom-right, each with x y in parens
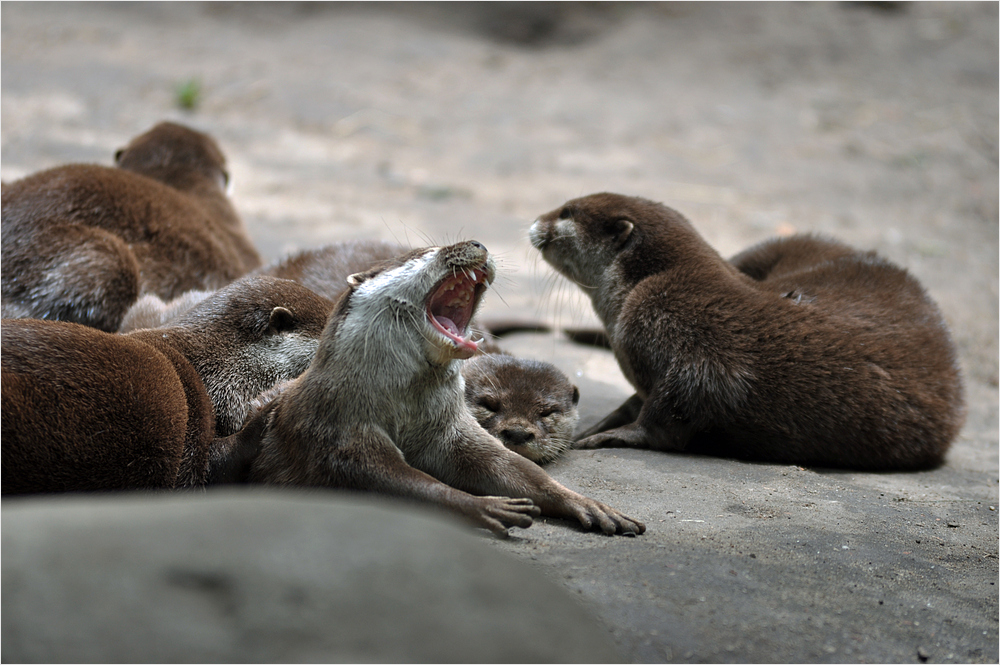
top-left (232, 241), bottom-right (644, 536)
top-left (1, 276), bottom-right (331, 494)
top-left (255, 240), bottom-right (581, 463)
top-left (117, 289), bottom-right (215, 333)
top-left (463, 352), bottom-right (579, 465)
top-left (529, 192), bottom-right (965, 471)
top-left (253, 239), bottom-right (407, 300)
top-left (1, 122), bottom-right (262, 332)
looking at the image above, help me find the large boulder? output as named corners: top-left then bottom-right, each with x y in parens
top-left (2, 488), bottom-right (622, 663)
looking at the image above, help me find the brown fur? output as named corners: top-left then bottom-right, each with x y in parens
top-left (463, 353), bottom-right (579, 464)
top-left (1, 276), bottom-right (331, 494)
top-left (233, 241), bottom-right (645, 536)
top-left (1, 122), bottom-right (261, 332)
top-left (117, 290), bottom-right (215, 333)
top-left (252, 239), bottom-right (406, 300)
top-left (530, 192), bottom-right (965, 471)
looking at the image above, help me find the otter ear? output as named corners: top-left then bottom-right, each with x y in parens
top-left (347, 266), bottom-right (382, 287)
top-left (114, 149), bottom-right (124, 164)
top-left (614, 219), bottom-right (634, 247)
top-left (571, 385), bottom-right (580, 406)
top-left (267, 306), bottom-right (295, 334)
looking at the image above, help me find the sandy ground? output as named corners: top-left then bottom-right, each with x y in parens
top-left (2, 2), bottom-right (997, 662)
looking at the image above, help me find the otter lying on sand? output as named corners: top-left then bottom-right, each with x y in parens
top-left (1, 122), bottom-right (261, 332)
top-left (1, 277), bottom-right (330, 494)
top-left (231, 241), bottom-right (644, 536)
top-left (530, 192), bottom-right (964, 471)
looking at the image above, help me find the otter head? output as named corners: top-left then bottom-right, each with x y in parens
top-left (114, 121), bottom-right (230, 193)
top-left (463, 354), bottom-right (580, 465)
top-left (340, 240), bottom-right (495, 367)
top-left (529, 192), bottom-right (700, 325)
top-left (169, 276), bottom-right (333, 435)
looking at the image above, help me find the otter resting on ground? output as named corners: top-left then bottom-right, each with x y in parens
top-left (1, 276), bottom-right (331, 494)
top-left (530, 192), bottom-right (965, 471)
top-left (254, 239), bottom-right (582, 464)
top-left (230, 240), bottom-right (645, 536)
top-left (1, 122), bottom-right (261, 332)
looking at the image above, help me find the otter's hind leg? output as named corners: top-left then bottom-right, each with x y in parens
top-left (1, 223), bottom-right (140, 332)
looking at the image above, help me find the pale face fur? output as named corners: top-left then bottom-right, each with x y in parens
top-left (529, 208), bottom-right (633, 335)
top-left (309, 242), bottom-right (496, 461)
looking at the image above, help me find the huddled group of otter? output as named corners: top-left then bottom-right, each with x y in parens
top-left (1, 122), bottom-right (966, 537)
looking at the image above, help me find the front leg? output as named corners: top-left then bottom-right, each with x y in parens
top-left (575, 393), bottom-right (644, 442)
top-left (251, 419), bottom-right (539, 537)
top-left (575, 391), bottom-right (696, 452)
top-left (334, 426), bottom-right (543, 537)
top-left (413, 418), bottom-right (645, 536)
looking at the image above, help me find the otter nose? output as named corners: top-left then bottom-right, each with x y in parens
top-left (500, 428), bottom-right (535, 446)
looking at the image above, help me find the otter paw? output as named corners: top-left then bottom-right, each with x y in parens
top-left (573, 432), bottom-right (616, 449)
top-left (570, 498), bottom-right (646, 536)
top-left (474, 496), bottom-right (540, 537)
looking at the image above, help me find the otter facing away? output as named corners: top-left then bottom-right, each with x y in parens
top-left (234, 241), bottom-right (644, 536)
top-left (530, 192), bottom-right (964, 471)
top-left (1, 276), bottom-right (331, 494)
top-left (1, 122), bottom-right (261, 332)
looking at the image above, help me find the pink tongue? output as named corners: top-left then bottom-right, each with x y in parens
top-left (435, 316), bottom-right (460, 336)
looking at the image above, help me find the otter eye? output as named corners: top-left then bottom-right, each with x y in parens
top-left (477, 396), bottom-right (502, 413)
top-left (557, 207), bottom-right (572, 220)
top-left (538, 407), bottom-right (560, 418)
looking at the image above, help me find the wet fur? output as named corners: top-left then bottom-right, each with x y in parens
top-left (1, 277), bottom-right (331, 494)
top-left (1, 122), bottom-right (261, 332)
top-left (236, 242), bottom-right (645, 536)
top-left (530, 192), bottom-right (965, 471)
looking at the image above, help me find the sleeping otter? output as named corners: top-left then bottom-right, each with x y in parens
top-left (1, 122), bottom-right (261, 332)
top-left (1, 276), bottom-right (330, 494)
top-left (232, 241), bottom-right (645, 536)
top-left (530, 192), bottom-right (965, 470)
top-left (462, 352), bottom-right (579, 465)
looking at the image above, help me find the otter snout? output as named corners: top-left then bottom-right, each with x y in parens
top-left (440, 240), bottom-right (494, 280)
top-left (528, 218), bottom-right (549, 249)
top-left (529, 210), bottom-right (577, 252)
top-left (500, 426), bottom-right (536, 447)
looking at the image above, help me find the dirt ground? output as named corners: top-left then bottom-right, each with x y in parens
top-left (2, 2), bottom-right (997, 663)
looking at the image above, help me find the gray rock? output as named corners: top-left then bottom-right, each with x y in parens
top-left (2, 489), bottom-right (622, 663)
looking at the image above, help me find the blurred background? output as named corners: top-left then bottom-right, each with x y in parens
top-left (3, 3), bottom-right (996, 357)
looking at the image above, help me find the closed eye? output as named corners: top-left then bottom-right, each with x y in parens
top-left (477, 396), bottom-right (502, 413)
top-left (538, 407), bottom-right (561, 418)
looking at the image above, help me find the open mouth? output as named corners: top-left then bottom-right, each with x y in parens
top-left (426, 265), bottom-right (490, 358)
